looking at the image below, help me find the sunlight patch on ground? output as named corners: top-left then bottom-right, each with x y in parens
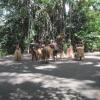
top-left (85, 56), bottom-right (100, 60)
top-left (0, 60), bottom-right (14, 65)
top-left (80, 89), bottom-right (100, 100)
top-left (94, 63), bottom-right (100, 67)
top-left (79, 61), bottom-right (93, 65)
top-left (85, 52), bottom-right (100, 56)
top-left (0, 72), bottom-right (95, 89)
top-left (0, 72), bottom-right (99, 99)
top-left (92, 72), bottom-right (100, 77)
top-left (33, 60), bottom-right (78, 69)
top-left (34, 64), bottom-right (57, 70)
top-left (0, 58), bottom-right (23, 66)
top-left (22, 54), bottom-right (31, 60)
top-left (52, 60), bottom-right (78, 64)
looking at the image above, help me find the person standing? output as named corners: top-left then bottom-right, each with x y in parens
top-left (14, 42), bottom-right (22, 61)
top-left (66, 39), bottom-right (74, 59)
top-left (75, 42), bottom-right (84, 60)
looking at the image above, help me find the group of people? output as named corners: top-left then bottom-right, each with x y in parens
top-left (29, 39), bottom-right (64, 62)
top-left (14, 39), bottom-right (84, 61)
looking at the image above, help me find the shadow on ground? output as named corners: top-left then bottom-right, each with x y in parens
top-left (0, 54), bottom-right (100, 100)
top-left (0, 81), bottom-right (91, 100)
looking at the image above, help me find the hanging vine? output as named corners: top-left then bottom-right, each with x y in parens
top-left (34, 8), bottom-right (52, 40)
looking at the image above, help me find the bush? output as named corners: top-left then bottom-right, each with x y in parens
top-left (0, 49), bottom-right (7, 57)
top-left (0, 33), bottom-right (26, 54)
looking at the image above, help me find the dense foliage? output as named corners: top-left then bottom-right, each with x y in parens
top-left (0, 0), bottom-right (100, 55)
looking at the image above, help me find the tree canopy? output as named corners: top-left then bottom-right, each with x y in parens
top-left (0, 0), bottom-right (100, 54)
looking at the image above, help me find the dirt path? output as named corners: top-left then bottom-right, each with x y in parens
top-left (0, 53), bottom-right (100, 100)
